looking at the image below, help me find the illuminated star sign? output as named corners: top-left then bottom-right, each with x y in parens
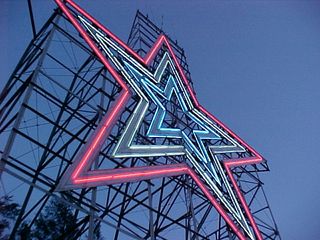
top-left (55, 1), bottom-right (264, 239)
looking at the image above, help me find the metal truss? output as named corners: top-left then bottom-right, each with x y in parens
top-left (0, 4), bottom-right (280, 240)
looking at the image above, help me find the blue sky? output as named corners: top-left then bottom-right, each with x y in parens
top-left (1, 1), bottom-right (320, 239)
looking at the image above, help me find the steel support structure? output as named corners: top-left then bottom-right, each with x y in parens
top-left (0, 5), bottom-right (280, 240)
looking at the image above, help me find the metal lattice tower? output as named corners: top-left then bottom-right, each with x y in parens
top-left (0, 2), bottom-right (280, 239)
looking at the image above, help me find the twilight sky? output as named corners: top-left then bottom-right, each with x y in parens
top-left (1, 1), bottom-right (320, 239)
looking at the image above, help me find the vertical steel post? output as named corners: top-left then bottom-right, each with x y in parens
top-left (88, 69), bottom-right (107, 240)
top-left (148, 180), bottom-right (155, 240)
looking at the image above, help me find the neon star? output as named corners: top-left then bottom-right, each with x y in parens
top-left (55, 0), bottom-right (264, 239)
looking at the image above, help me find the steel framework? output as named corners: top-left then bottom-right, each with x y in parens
top-left (0, 2), bottom-right (280, 239)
